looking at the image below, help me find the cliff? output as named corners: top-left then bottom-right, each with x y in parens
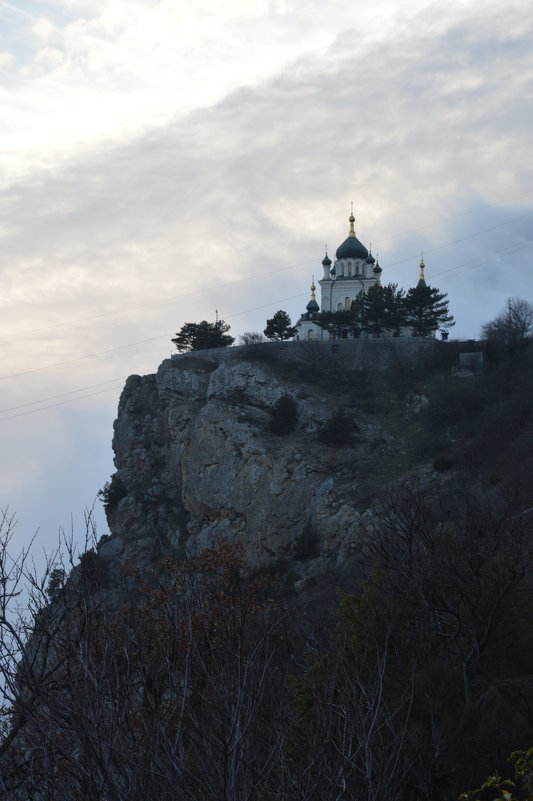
top-left (101, 339), bottom-right (446, 582)
top-left (5, 339), bottom-right (533, 801)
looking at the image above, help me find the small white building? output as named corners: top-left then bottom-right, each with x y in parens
top-left (295, 210), bottom-right (382, 341)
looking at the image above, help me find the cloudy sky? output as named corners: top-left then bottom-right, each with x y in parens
top-left (1, 0), bottom-right (532, 560)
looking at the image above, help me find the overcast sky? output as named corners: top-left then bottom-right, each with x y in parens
top-left (1, 0), bottom-right (532, 561)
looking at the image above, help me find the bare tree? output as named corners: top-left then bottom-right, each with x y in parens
top-left (0, 532), bottom-right (291, 801)
top-left (481, 297), bottom-right (533, 351)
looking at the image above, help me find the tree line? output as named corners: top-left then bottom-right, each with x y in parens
top-left (314, 281), bottom-right (454, 339)
top-left (171, 282), bottom-right (454, 352)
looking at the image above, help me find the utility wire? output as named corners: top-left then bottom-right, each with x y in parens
top-left (0, 384), bottom-right (125, 422)
top-left (1, 201), bottom-right (532, 343)
top-left (0, 291), bottom-right (308, 383)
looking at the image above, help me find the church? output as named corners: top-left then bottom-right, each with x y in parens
top-left (294, 208), bottom-right (384, 341)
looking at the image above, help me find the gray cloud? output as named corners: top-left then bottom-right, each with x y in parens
top-left (1, 0), bottom-right (532, 557)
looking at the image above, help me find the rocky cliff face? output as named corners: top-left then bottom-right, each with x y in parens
top-left (101, 342), bottom-right (429, 579)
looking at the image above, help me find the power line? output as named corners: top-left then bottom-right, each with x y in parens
top-left (0, 259), bottom-right (317, 343)
top-left (0, 291), bottom-right (310, 420)
top-left (2, 198), bottom-right (532, 344)
top-left (383, 210), bottom-right (533, 270)
top-left (375, 188), bottom-right (533, 246)
top-left (0, 333), bottom-right (172, 382)
top-left (0, 377), bottom-right (125, 414)
top-left (0, 384), bottom-right (125, 422)
top-left (0, 291), bottom-right (308, 384)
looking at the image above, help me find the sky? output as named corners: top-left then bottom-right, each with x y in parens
top-left (1, 0), bottom-right (532, 562)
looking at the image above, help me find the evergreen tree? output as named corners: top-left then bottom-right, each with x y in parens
top-left (404, 284), bottom-right (455, 337)
top-left (172, 319), bottom-right (234, 352)
top-left (316, 309), bottom-right (353, 339)
top-left (264, 310), bottom-right (297, 341)
top-left (363, 284), bottom-right (387, 336)
top-left (358, 283), bottom-right (407, 336)
top-left (381, 283), bottom-right (406, 335)
top-left (350, 290), bottom-right (367, 337)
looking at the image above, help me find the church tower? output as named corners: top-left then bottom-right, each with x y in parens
top-left (295, 208), bottom-right (381, 340)
top-left (319, 208), bottom-right (380, 313)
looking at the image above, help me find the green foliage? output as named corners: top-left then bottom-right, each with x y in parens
top-left (264, 310), bottom-right (297, 341)
top-left (319, 407), bottom-right (356, 445)
top-left (78, 548), bottom-right (109, 591)
top-left (461, 746), bottom-right (533, 801)
top-left (316, 281), bottom-right (444, 338)
top-left (293, 524), bottom-right (319, 560)
top-left (47, 567), bottom-right (66, 601)
top-left (269, 393), bottom-right (298, 434)
top-left (98, 474), bottom-right (127, 515)
top-left (404, 283), bottom-right (455, 336)
top-left (315, 308), bottom-right (354, 339)
top-left (172, 319), bottom-right (234, 352)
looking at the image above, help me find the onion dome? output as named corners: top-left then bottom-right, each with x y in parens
top-left (306, 278), bottom-right (320, 314)
top-left (322, 251), bottom-right (332, 268)
top-left (417, 256), bottom-right (427, 288)
top-left (366, 249), bottom-right (376, 265)
top-left (336, 210), bottom-right (369, 260)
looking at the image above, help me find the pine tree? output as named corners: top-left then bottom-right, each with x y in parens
top-left (363, 284), bottom-right (387, 336)
top-left (172, 319), bottom-right (234, 352)
top-left (316, 309), bottom-right (353, 339)
top-left (264, 310), bottom-right (297, 341)
top-left (404, 284), bottom-right (454, 337)
top-left (381, 283), bottom-right (406, 336)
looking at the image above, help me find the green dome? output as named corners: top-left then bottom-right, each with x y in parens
top-left (336, 211), bottom-right (369, 261)
top-left (336, 235), bottom-right (368, 261)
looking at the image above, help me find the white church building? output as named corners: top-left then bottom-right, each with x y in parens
top-left (294, 209), bottom-right (383, 341)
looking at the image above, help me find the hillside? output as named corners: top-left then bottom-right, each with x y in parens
top-left (2, 337), bottom-right (533, 801)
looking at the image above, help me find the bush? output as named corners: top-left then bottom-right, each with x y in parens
top-left (293, 525), bottom-right (319, 560)
top-left (78, 549), bottom-right (109, 591)
top-left (433, 453), bottom-right (457, 472)
top-left (47, 568), bottom-right (66, 601)
top-left (239, 331), bottom-right (265, 345)
top-left (319, 408), bottom-right (356, 446)
top-left (98, 474), bottom-right (127, 515)
top-left (269, 394), bottom-right (298, 435)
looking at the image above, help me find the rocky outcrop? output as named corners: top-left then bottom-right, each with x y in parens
top-left (101, 342), bottom-right (425, 578)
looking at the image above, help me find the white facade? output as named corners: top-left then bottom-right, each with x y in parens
top-left (295, 211), bottom-right (382, 341)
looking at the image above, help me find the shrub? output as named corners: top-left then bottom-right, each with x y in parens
top-left (269, 394), bottom-right (298, 435)
top-left (78, 549), bottom-right (109, 591)
top-left (293, 525), bottom-right (319, 560)
top-left (47, 568), bottom-right (66, 601)
top-left (98, 474), bottom-right (127, 515)
top-left (319, 408), bottom-right (356, 446)
top-left (239, 331), bottom-right (265, 345)
top-left (433, 453), bottom-right (457, 472)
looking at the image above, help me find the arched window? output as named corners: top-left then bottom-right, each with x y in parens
top-left (362, 265), bottom-right (367, 277)
top-left (337, 302), bottom-right (343, 311)
top-left (308, 329), bottom-right (314, 340)
top-left (348, 262), bottom-right (352, 276)
top-left (345, 297), bottom-right (350, 309)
